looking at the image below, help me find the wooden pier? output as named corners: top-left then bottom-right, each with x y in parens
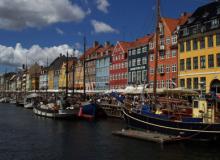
top-left (99, 103), bottom-right (124, 119)
top-left (112, 129), bottom-right (187, 144)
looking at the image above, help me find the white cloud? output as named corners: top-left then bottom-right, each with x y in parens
top-left (91, 20), bottom-right (119, 34)
top-left (73, 42), bottom-right (81, 49)
top-left (0, 0), bottom-right (87, 30)
top-left (96, 0), bottom-right (110, 13)
top-left (55, 28), bottom-right (64, 35)
top-left (0, 43), bottom-right (82, 67)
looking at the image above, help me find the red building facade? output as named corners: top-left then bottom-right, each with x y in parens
top-left (148, 14), bottom-right (190, 89)
top-left (109, 41), bottom-right (131, 89)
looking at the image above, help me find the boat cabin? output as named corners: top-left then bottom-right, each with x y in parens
top-left (192, 99), bottom-right (215, 123)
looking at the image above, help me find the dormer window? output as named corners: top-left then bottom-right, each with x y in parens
top-left (203, 12), bottom-right (209, 18)
top-left (188, 17), bottom-right (195, 24)
top-left (211, 19), bottom-right (219, 28)
top-left (183, 28), bottom-right (189, 36)
top-left (217, 8), bottom-right (220, 15)
top-left (159, 23), bottom-right (164, 35)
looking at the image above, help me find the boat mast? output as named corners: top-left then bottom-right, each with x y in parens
top-left (66, 51), bottom-right (69, 98)
top-left (72, 49), bottom-right (75, 96)
top-left (153, 0), bottom-right (161, 104)
top-left (46, 57), bottom-right (48, 100)
top-left (83, 36), bottom-right (86, 100)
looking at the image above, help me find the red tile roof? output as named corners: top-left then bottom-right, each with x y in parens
top-left (79, 45), bottom-right (101, 61)
top-left (129, 34), bottom-right (153, 49)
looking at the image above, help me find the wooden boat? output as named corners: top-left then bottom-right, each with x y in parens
top-left (33, 102), bottom-right (79, 119)
top-left (123, 98), bottom-right (220, 141)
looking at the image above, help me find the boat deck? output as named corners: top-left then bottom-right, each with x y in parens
top-left (112, 129), bottom-right (187, 144)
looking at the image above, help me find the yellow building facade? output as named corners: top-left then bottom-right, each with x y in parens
top-left (179, 32), bottom-right (220, 93)
top-left (48, 70), bottom-right (54, 90)
top-left (58, 63), bottom-right (67, 90)
top-left (74, 61), bottom-right (84, 90)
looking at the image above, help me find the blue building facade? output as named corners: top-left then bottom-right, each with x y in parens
top-left (96, 56), bottom-right (110, 90)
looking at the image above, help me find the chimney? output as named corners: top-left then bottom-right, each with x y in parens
top-left (93, 41), bottom-right (99, 48)
top-left (181, 12), bottom-right (187, 17)
top-left (105, 41), bottom-right (110, 47)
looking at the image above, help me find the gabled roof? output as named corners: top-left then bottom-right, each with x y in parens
top-left (115, 41), bottom-right (132, 53)
top-left (49, 55), bottom-right (66, 70)
top-left (80, 44), bottom-right (101, 61)
top-left (128, 34), bottom-right (153, 49)
top-left (161, 17), bottom-right (179, 33)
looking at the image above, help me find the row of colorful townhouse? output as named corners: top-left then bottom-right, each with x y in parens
top-left (0, 1), bottom-right (219, 94)
top-left (82, 1), bottom-right (220, 94)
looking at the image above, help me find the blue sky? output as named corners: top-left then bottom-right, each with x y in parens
top-left (0, 0), bottom-right (210, 73)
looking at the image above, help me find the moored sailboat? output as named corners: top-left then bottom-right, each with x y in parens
top-left (122, 0), bottom-right (220, 141)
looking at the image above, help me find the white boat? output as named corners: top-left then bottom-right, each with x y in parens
top-left (33, 102), bottom-right (79, 119)
top-left (9, 99), bottom-right (17, 104)
top-left (24, 93), bottom-right (41, 109)
top-left (0, 97), bottom-right (9, 103)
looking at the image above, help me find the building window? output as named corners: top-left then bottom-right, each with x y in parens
top-left (180, 42), bottom-right (184, 52)
top-left (217, 33), bottom-right (220, 46)
top-left (160, 38), bottom-right (164, 45)
top-left (187, 78), bottom-right (192, 89)
top-left (193, 78), bottom-right (198, 89)
top-left (161, 80), bottom-right (165, 88)
top-left (186, 58), bottom-right (191, 70)
top-left (150, 68), bottom-right (154, 74)
top-left (142, 46), bottom-right (147, 53)
top-left (137, 58), bottom-right (141, 65)
top-left (149, 42), bottom-right (154, 49)
top-left (172, 64), bottom-right (177, 72)
top-left (137, 48), bottom-right (141, 54)
top-left (142, 70), bottom-right (147, 81)
top-left (193, 39), bottom-right (198, 50)
top-left (166, 51), bottom-right (170, 59)
top-left (200, 77), bottom-right (206, 91)
top-left (208, 35), bottom-right (213, 47)
top-left (166, 65), bottom-right (170, 73)
top-left (166, 37), bottom-right (170, 45)
top-left (171, 50), bottom-right (177, 57)
top-left (211, 19), bottom-right (219, 28)
top-left (132, 71), bottom-right (136, 83)
top-left (217, 53), bottom-right (220, 67)
top-left (160, 51), bottom-right (165, 59)
top-left (180, 59), bottom-right (185, 71)
top-left (180, 79), bottom-right (185, 88)
top-left (193, 57), bottom-right (198, 69)
top-left (158, 65), bottom-right (164, 74)
top-left (200, 37), bottom-right (205, 49)
top-left (200, 56), bottom-right (206, 69)
top-left (208, 54), bottom-right (214, 68)
top-left (142, 57), bottom-right (147, 65)
top-left (132, 59), bottom-right (136, 67)
top-left (128, 50), bottom-right (132, 56)
top-left (132, 49), bottom-right (136, 55)
top-left (186, 40), bottom-right (191, 51)
top-left (183, 28), bottom-right (189, 36)
top-left (137, 71), bottom-right (142, 83)
top-left (150, 54), bottom-right (154, 61)
top-left (129, 60), bottom-right (131, 67)
top-left (166, 80), bottom-right (170, 88)
top-left (128, 72), bottom-right (131, 83)
top-left (171, 35), bottom-right (177, 45)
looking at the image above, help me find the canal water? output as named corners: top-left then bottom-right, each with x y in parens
top-left (0, 104), bottom-right (219, 160)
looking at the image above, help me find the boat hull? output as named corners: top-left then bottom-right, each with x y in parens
top-left (33, 106), bottom-right (78, 119)
top-left (123, 108), bottom-right (220, 141)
